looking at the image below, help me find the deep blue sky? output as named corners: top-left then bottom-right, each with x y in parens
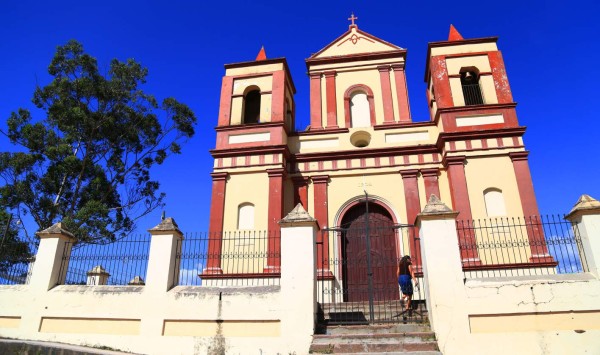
top-left (1, 1), bottom-right (598, 234)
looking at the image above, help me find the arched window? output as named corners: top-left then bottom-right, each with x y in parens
top-left (350, 91), bottom-right (371, 128)
top-left (243, 89), bottom-right (261, 124)
top-left (484, 188), bottom-right (507, 217)
top-left (237, 203), bottom-right (255, 230)
top-left (344, 84), bottom-right (375, 128)
top-left (460, 68), bottom-right (484, 106)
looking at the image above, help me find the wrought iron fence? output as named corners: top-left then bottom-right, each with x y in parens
top-left (0, 238), bottom-right (37, 285)
top-left (175, 231), bottom-right (280, 287)
top-left (458, 215), bottom-right (587, 278)
top-left (317, 224), bottom-right (426, 326)
top-left (59, 235), bottom-right (151, 286)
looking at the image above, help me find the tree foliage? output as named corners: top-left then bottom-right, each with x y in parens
top-left (0, 40), bottom-right (196, 243)
top-left (0, 210), bottom-right (31, 276)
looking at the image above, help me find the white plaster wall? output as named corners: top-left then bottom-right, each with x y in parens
top-left (419, 210), bottom-right (600, 355)
top-left (0, 221), bottom-right (318, 355)
top-left (459, 274), bottom-right (600, 355)
top-left (0, 285), bottom-right (296, 354)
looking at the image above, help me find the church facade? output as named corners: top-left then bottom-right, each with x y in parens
top-left (205, 21), bottom-right (550, 276)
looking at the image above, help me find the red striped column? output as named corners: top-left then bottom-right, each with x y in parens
top-left (509, 152), bottom-right (554, 262)
top-left (205, 171), bottom-right (228, 274)
top-left (312, 175), bottom-right (331, 277)
top-left (271, 70), bottom-right (286, 122)
top-left (392, 64), bottom-right (412, 122)
top-left (378, 65), bottom-right (394, 123)
top-left (488, 51), bottom-right (514, 104)
top-left (309, 72), bottom-right (323, 129)
top-left (292, 176), bottom-right (309, 210)
top-left (420, 168), bottom-right (441, 201)
top-left (443, 156), bottom-right (480, 264)
top-left (430, 56), bottom-right (453, 108)
top-left (324, 71), bottom-right (338, 129)
top-left (217, 76), bottom-right (234, 126)
top-left (265, 168), bottom-right (285, 273)
top-left (400, 169), bottom-right (422, 271)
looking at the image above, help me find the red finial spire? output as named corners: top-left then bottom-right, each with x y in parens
top-left (255, 46), bottom-right (267, 61)
top-left (448, 24), bottom-right (464, 41)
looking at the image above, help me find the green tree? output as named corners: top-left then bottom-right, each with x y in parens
top-left (0, 210), bottom-right (31, 280)
top-left (0, 40), bottom-right (196, 243)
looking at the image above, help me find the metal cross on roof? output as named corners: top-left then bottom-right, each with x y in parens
top-left (348, 13), bottom-right (358, 27)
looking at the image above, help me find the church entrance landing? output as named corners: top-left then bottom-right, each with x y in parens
top-left (316, 198), bottom-right (426, 325)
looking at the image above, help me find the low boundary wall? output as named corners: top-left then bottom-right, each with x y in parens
top-left (0, 211), bottom-right (318, 355)
top-left (417, 195), bottom-right (600, 355)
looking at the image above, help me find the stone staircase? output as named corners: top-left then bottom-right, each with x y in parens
top-left (311, 301), bottom-right (440, 354)
top-left (309, 323), bottom-right (440, 354)
top-left (318, 300), bottom-right (429, 325)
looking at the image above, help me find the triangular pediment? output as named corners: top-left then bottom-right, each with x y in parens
top-left (309, 26), bottom-right (404, 59)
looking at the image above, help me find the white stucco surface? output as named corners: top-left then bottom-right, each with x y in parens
top-left (418, 200), bottom-right (600, 355)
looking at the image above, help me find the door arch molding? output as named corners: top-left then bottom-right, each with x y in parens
top-left (334, 195), bottom-right (401, 227)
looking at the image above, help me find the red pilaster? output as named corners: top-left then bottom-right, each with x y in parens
top-left (488, 51), bottom-right (514, 104)
top-left (324, 71), bottom-right (338, 128)
top-left (509, 152), bottom-right (553, 262)
top-left (310, 73), bottom-right (323, 129)
top-left (430, 56), bottom-right (453, 108)
top-left (400, 169), bottom-right (422, 271)
top-left (391, 64), bottom-right (412, 122)
top-left (309, 72), bottom-right (322, 129)
top-left (443, 156), bottom-right (480, 263)
top-left (292, 176), bottom-right (309, 210)
top-left (217, 76), bottom-right (234, 126)
top-left (312, 175), bottom-right (331, 275)
top-left (271, 71), bottom-right (286, 122)
top-left (378, 65), bottom-right (394, 123)
top-left (266, 168), bottom-right (285, 273)
top-left (420, 168), bottom-right (441, 201)
top-left (205, 172), bottom-right (229, 274)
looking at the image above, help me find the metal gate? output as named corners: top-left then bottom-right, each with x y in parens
top-left (316, 197), bottom-right (426, 325)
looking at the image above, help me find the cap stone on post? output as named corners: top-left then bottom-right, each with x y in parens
top-left (36, 222), bottom-right (76, 240)
top-left (148, 217), bottom-right (183, 236)
top-left (566, 194), bottom-right (600, 220)
top-left (418, 194), bottom-right (459, 219)
top-left (279, 203), bottom-right (317, 226)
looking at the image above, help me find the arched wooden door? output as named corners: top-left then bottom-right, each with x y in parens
top-left (341, 203), bottom-right (399, 302)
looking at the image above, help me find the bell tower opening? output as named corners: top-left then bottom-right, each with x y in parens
top-left (243, 89), bottom-right (261, 124)
top-left (460, 68), bottom-right (484, 106)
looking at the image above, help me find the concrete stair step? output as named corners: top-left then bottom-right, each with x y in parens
top-left (322, 307), bottom-right (429, 325)
top-left (312, 333), bottom-right (436, 347)
top-left (323, 324), bottom-right (433, 335)
top-left (309, 341), bottom-right (439, 353)
top-left (332, 352), bottom-right (442, 355)
top-left (311, 322), bottom-right (439, 354)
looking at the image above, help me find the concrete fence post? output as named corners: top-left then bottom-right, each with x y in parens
top-left (145, 217), bottom-right (183, 292)
top-left (29, 222), bottom-right (75, 291)
top-left (415, 195), bottom-right (469, 354)
top-left (279, 203), bottom-right (318, 353)
top-left (141, 217), bottom-right (183, 338)
top-left (565, 194), bottom-right (600, 278)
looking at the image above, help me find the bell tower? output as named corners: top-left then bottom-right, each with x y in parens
top-left (425, 24), bottom-right (517, 132)
top-left (215, 47), bottom-right (296, 145)
top-left (206, 48), bottom-right (296, 275)
top-left (427, 26), bottom-right (553, 264)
